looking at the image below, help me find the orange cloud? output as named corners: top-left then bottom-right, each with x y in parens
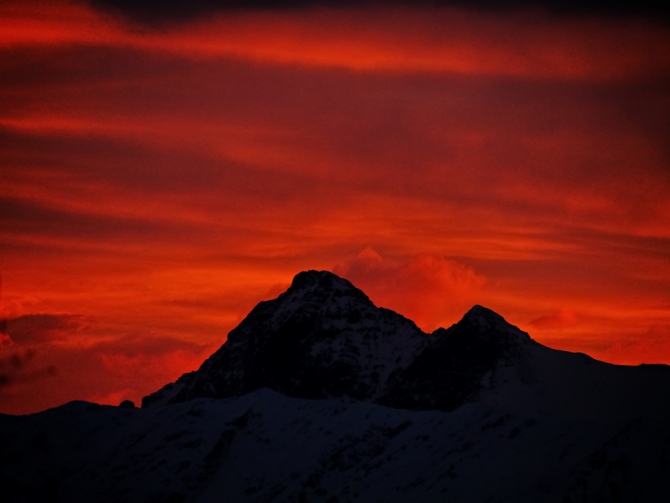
top-left (530, 308), bottom-right (579, 330)
top-left (606, 325), bottom-right (670, 365)
top-left (6, 314), bottom-right (88, 345)
top-left (1, 1), bottom-right (668, 81)
top-left (0, 326), bottom-right (215, 415)
top-left (1, 1), bottom-right (669, 414)
top-left (335, 247), bottom-right (486, 331)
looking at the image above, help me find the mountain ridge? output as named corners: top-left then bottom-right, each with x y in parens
top-left (142, 270), bottom-right (670, 422)
top-left (4, 269), bottom-right (670, 503)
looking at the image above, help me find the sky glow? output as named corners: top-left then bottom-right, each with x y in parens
top-left (1, 0), bottom-right (669, 414)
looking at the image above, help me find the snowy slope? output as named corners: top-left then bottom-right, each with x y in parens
top-left (2, 389), bottom-right (669, 503)
top-left (475, 340), bottom-right (670, 421)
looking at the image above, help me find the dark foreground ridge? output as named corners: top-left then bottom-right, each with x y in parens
top-left (143, 270), bottom-right (670, 421)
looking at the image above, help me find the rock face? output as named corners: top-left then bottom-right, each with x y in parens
top-left (143, 270), bottom-right (426, 407)
top-left (378, 305), bottom-right (532, 412)
top-left (142, 270), bottom-right (670, 422)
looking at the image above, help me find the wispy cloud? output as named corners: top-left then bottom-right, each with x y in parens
top-left (1, 0), bottom-right (669, 413)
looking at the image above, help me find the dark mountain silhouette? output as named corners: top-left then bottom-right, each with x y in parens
top-left (3, 270), bottom-right (670, 502)
top-left (144, 270), bottom-right (670, 421)
top-left (143, 270), bottom-right (425, 406)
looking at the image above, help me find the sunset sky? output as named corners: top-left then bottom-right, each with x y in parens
top-left (1, 0), bottom-right (669, 415)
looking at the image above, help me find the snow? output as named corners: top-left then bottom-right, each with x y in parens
top-left (4, 270), bottom-right (670, 502)
top-left (475, 340), bottom-right (670, 421)
top-left (3, 389), bottom-right (668, 503)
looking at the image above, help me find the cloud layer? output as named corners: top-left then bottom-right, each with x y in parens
top-left (336, 248), bottom-right (486, 331)
top-left (0, 312), bottom-right (215, 414)
top-left (1, 0), bottom-right (669, 413)
top-left (89, 0), bottom-right (670, 25)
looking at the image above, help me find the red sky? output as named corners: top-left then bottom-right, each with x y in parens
top-left (1, 0), bottom-right (669, 414)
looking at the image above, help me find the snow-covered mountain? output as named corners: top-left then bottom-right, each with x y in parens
top-left (3, 270), bottom-right (670, 502)
top-left (382, 303), bottom-right (670, 421)
top-left (2, 389), bottom-right (669, 503)
top-left (145, 270), bottom-right (670, 421)
top-left (143, 270), bottom-right (425, 407)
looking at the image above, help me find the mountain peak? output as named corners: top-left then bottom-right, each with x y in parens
top-left (378, 305), bottom-right (531, 412)
top-left (282, 269), bottom-right (373, 307)
top-left (462, 304), bottom-right (506, 329)
top-left (465, 304), bottom-right (495, 316)
top-left (457, 304), bottom-right (529, 342)
top-left (289, 269), bottom-right (347, 290)
top-left (142, 269), bottom-right (423, 407)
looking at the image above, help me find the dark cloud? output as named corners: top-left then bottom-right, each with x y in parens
top-left (88, 0), bottom-right (670, 25)
top-left (0, 349), bottom-right (58, 391)
top-left (6, 314), bottom-right (88, 345)
top-left (0, 325), bottom-right (214, 412)
top-left (0, 194), bottom-right (212, 251)
top-left (94, 334), bottom-right (210, 359)
top-left (529, 308), bottom-right (578, 330)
